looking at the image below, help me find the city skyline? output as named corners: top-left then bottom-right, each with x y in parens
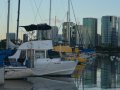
top-left (0, 0), bottom-right (120, 40)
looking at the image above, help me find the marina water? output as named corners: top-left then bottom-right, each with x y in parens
top-left (0, 53), bottom-right (120, 90)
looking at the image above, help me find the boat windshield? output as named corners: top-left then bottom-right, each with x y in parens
top-left (35, 50), bottom-right (60, 59)
top-left (47, 50), bottom-right (60, 59)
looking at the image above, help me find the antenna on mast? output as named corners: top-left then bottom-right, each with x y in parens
top-left (6, 0), bottom-right (10, 49)
top-left (55, 16), bottom-right (56, 26)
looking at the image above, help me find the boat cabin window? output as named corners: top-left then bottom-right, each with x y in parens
top-left (47, 50), bottom-right (60, 58)
top-left (35, 50), bottom-right (45, 59)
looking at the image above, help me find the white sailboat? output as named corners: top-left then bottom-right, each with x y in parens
top-left (4, 0), bottom-right (33, 79)
top-left (5, 0), bottom-right (78, 79)
top-left (8, 40), bottom-right (78, 76)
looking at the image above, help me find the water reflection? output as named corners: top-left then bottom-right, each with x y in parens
top-left (79, 53), bottom-right (120, 90)
top-left (3, 77), bottom-right (78, 90)
top-left (27, 77), bottom-right (78, 90)
top-left (4, 79), bottom-right (32, 90)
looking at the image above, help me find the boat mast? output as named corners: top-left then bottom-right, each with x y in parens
top-left (68, 0), bottom-right (70, 23)
top-left (49, 0), bottom-right (52, 25)
top-left (16, 0), bottom-right (21, 44)
top-left (67, 0), bottom-right (71, 45)
top-left (6, 0), bottom-right (10, 49)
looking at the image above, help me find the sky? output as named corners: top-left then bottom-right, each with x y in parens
top-left (0, 0), bottom-right (120, 40)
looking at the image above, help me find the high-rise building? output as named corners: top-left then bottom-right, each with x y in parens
top-left (101, 16), bottom-right (118, 47)
top-left (62, 22), bottom-right (75, 45)
top-left (48, 26), bottom-right (59, 44)
top-left (74, 25), bottom-right (84, 47)
top-left (37, 26), bottom-right (58, 44)
top-left (97, 34), bottom-right (101, 46)
top-left (118, 17), bottom-right (120, 47)
top-left (83, 18), bottom-right (97, 48)
top-left (57, 34), bottom-right (63, 41)
top-left (7, 33), bottom-right (16, 41)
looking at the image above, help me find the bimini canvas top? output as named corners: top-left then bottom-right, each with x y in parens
top-left (18, 40), bottom-right (53, 50)
top-left (20, 23), bottom-right (51, 31)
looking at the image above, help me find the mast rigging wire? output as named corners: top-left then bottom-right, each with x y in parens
top-left (70, 0), bottom-right (83, 46)
top-left (33, 0), bottom-right (43, 23)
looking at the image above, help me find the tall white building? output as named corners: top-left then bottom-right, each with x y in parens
top-left (62, 22), bottom-right (75, 45)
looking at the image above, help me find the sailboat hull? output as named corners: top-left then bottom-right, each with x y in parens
top-left (5, 67), bottom-right (32, 79)
top-left (32, 59), bottom-right (78, 76)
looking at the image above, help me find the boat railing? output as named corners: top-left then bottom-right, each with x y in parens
top-left (4, 60), bottom-right (22, 67)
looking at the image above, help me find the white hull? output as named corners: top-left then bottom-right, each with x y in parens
top-left (5, 67), bottom-right (32, 79)
top-left (49, 70), bottom-right (74, 75)
top-left (33, 59), bottom-right (78, 76)
top-left (4, 59), bottom-right (78, 79)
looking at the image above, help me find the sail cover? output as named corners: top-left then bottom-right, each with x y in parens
top-left (20, 23), bottom-right (51, 31)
